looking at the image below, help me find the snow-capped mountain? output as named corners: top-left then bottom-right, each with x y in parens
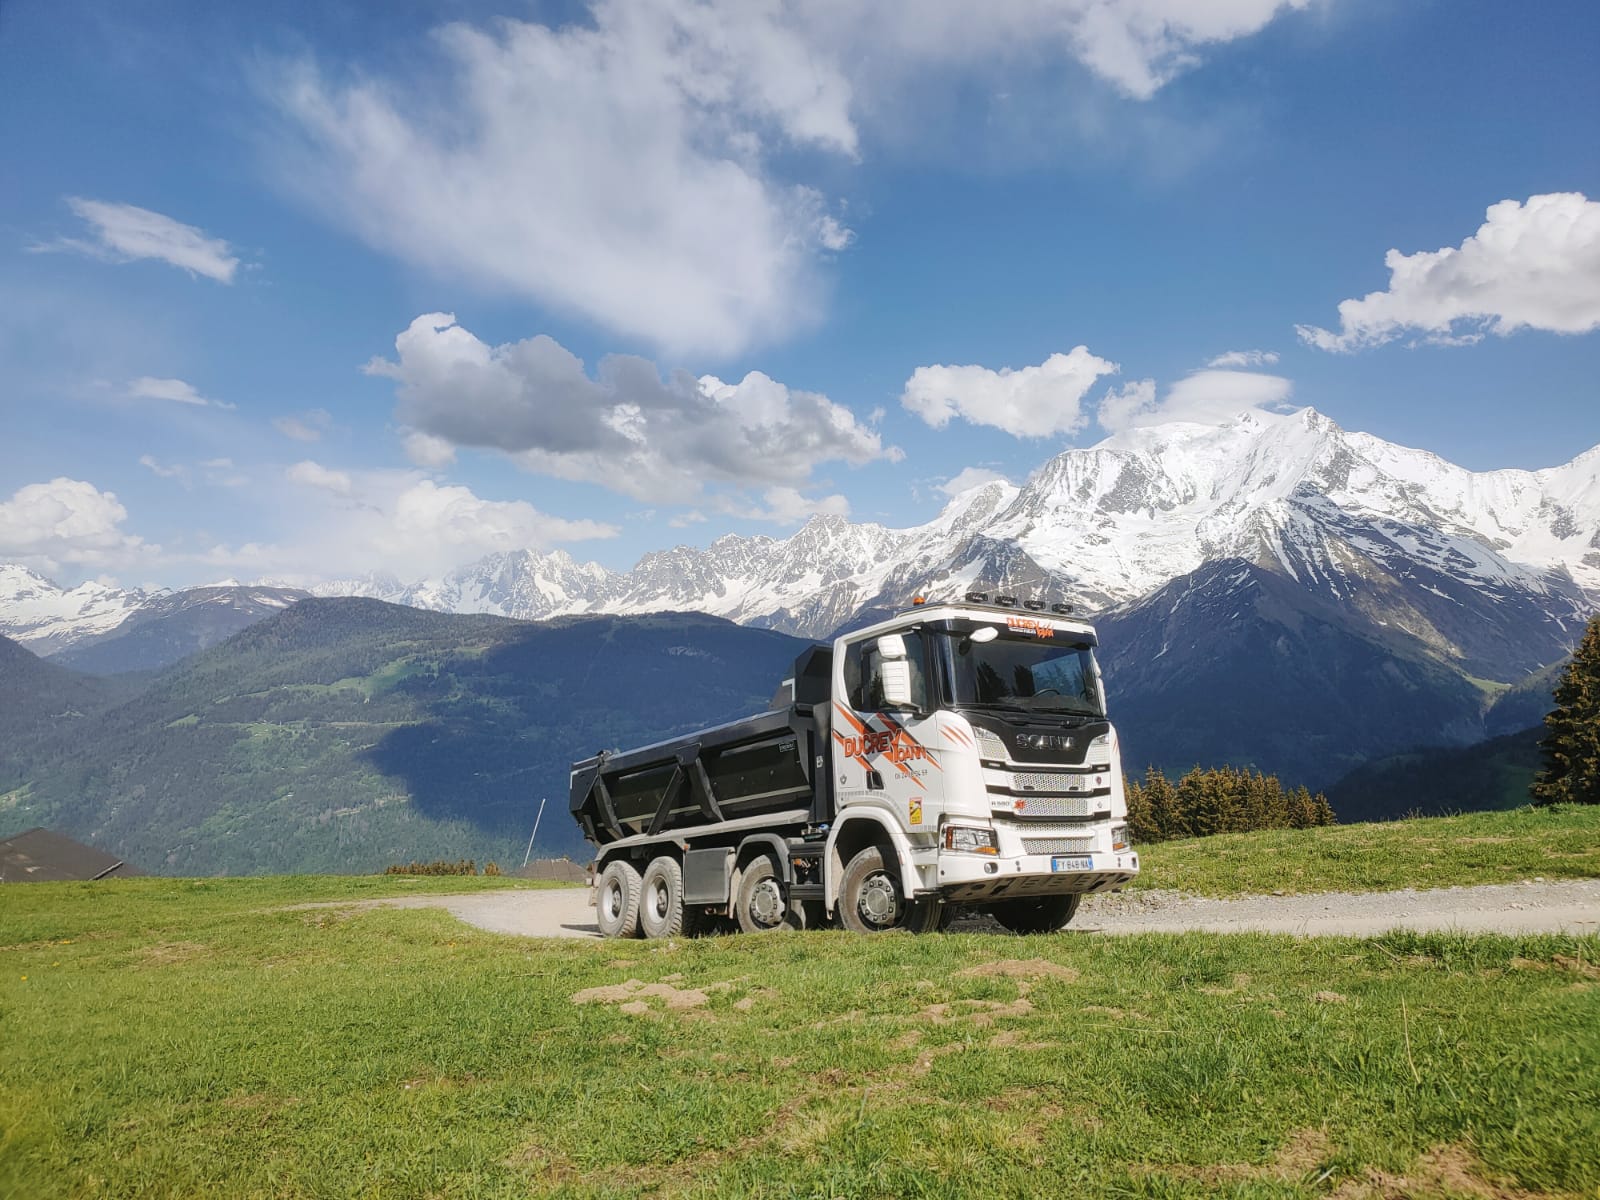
top-left (0, 565), bottom-right (153, 655)
top-left (311, 408), bottom-right (1600, 660)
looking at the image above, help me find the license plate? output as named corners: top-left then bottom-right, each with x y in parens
top-left (1051, 855), bottom-right (1093, 872)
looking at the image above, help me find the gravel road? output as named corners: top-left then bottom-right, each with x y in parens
top-left (348, 878), bottom-right (1600, 939)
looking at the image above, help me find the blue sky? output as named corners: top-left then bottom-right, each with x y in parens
top-left (2, 0), bottom-right (1597, 588)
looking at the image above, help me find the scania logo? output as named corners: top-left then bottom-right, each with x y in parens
top-left (1016, 733), bottom-right (1072, 751)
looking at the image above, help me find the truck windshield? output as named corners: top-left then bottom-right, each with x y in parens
top-left (942, 633), bottom-right (1104, 718)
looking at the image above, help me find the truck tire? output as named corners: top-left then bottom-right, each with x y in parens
top-left (839, 846), bottom-right (918, 934)
top-left (639, 855), bottom-right (695, 939)
top-left (595, 859), bottom-right (642, 939)
top-left (735, 855), bottom-right (803, 934)
top-left (990, 893), bottom-right (1081, 934)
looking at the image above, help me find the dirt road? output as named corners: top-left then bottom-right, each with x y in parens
top-left (350, 877), bottom-right (1600, 939)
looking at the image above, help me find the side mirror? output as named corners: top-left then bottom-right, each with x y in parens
top-left (876, 633), bottom-right (912, 708)
top-left (969, 627), bottom-right (999, 644)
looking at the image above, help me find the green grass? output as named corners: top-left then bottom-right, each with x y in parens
top-left (3, 877), bottom-right (1598, 1198)
top-left (1133, 803), bottom-right (1600, 898)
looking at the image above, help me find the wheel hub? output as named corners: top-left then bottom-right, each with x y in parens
top-left (858, 872), bottom-right (900, 926)
top-left (750, 879), bottom-right (784, 926)
top-left (601, 882), bottom-right (622, 921)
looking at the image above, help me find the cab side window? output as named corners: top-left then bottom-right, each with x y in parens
top-left (845, 634), bottom-right (930, 712)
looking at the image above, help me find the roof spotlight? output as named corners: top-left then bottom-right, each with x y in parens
top-left (996, 594), bottom-right (1018, 607)
top-left (964, 591), bottom-right (989, 604)
top-left (1023, 599), bottom-right (1044, 611)
top-left (1051, 602), bottom-right (1073, 614)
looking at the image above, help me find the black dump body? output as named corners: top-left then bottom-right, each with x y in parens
top-left (571, 646), bottom-right (833, 847)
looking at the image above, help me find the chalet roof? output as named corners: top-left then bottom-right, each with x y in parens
top-left (0, 827), bottom-right (145, 883)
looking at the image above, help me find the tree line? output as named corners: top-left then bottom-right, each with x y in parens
top-left (1124, 765), bottom-right (1335, 843)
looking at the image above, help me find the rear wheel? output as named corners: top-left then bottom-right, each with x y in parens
top-left (990, 893), bottom-right (1081, 934)
top-left (595, 859), bottom-right (642, 939)
top-left (735, 856), bottom-right (803, 934)
top-left (639, 856), bottom-right (696, 939)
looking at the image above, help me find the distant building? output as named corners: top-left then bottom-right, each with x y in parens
top-left (0, 828), bottom-right (145, 883)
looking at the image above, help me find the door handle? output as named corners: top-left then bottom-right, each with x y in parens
top-left (866, 770), bottom-right (885, 791)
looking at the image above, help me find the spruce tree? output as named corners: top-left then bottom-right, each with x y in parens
top-left (1532, 614), bottom-right (1600, 806)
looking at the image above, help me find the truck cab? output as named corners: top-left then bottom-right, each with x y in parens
top-left (571, 594), bottom-right (1138, 938)
top-left (822, 596), bottom-right (1138, 933)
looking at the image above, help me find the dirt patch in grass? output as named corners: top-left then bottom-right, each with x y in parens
top-left (918, 996), bottom-right (1034, 1025)
top-left (955, 958), bottom-right (1079, 984)
top-left (570, 978), bottom-right (710, 1011)
top-left (1331, 1143), bottom-right (1549, 1199)
top-left (1143, 1127), bottom-right (1334, 1185)
top-left (136, 941), bottom-right (211, 966)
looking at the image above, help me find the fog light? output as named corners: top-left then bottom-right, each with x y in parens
top-left (942, 824), bottom-right (999, 855)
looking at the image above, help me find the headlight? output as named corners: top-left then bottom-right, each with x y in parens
top-left (942, 824), bottom-right (999, 855)
top-left (1110, 824), bottom-right (1130, 851)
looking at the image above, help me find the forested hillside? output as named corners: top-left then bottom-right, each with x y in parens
top-left (2, 601), bottom-right (810, 875)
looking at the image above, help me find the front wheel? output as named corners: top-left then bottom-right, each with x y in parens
top-left (990, 893), bottom-right (1081, 934)
top-left (595, 859), bottom-right (642, 939)
top-left (839, 846), bottom-right (931, 934)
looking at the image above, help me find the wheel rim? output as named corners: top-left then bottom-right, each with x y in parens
top-left (601, 881), bottom-right (622, 922)
top-left (649, 882), bottom-right (669, 920)
top-left (749, 878), bottom-right (784, 927)
top-left (857, 871), bottom-right (901, 928)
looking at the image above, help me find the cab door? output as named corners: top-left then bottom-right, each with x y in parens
top-left (833, 630), bottom-right (946, 840)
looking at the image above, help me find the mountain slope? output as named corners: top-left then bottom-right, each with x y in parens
top-left (0, 565), bottom-right (149, 654)
top-left (1326, 727), bottom-right (1543, 823)
top-left (51, 586), bottom-right (309, 674)
top-left (5, 600), bottom-right (811, 874)
top-left (0, 635), bottom-right (143, 794)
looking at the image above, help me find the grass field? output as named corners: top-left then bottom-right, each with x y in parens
top-left (1133, 804), bottom-right (1600, 897)
top-left (3, 868), bottom-right (1598, 1198)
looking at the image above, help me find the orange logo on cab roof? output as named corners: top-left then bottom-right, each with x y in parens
top-left (1006, 615), bottom-right (1055, 639)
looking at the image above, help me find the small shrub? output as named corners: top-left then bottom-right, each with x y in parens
top-left (382, 859), bottom-right (479, 876)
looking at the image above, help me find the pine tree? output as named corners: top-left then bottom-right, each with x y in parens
top-left (1531, 614), bottom-right (1600, 806)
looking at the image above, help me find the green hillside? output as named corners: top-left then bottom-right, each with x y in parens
top-left (2, 600), bottom-right (811, 875)
top-left (1326, 726), bottom-right (1543, 823)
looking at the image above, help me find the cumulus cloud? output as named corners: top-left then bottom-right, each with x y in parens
top-left (1097, 369), bottom-right (1292, 432)
top-left (39, 198), bottom-right (240, 283)
top-left (901, 347), bottom-right (1119, 438)
top-left (268, 2), bottom-right (1317, 354)
top-left (401, 430), bottom-right (457, 469)
top-left (1207, 349), bottom-right (1279, 368)
top-left (272, 410), bottom-right (332, 442)
top-left (0, 478), bottom-right (150, 572)
top-left (1297, 193), bottom-right (1600, 352)
top-left (365, 313), bottom-right (895, 507)
top-left (938, 466), bottom-right (1012, 496)
top-left (730, 487), bottom-right (852, 525)
top-left (206, 471), bottom-right (618, 583)
top-left (286, 460), bottom-right (353, 495)
top-left (128, 376), bottom-right (233, 409)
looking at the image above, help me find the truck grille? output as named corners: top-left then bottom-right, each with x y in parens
top-left (1022, 836), bottom-right (1094, 856)
top-left (1003, 795), bottom-right (1110, 819)
top-left (1007, 771), bottom-right (1108, 795)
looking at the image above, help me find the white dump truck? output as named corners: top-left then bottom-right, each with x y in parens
top-left (570, 594), bottom-right (1138, 936)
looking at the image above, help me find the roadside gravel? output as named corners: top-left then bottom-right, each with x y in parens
top-left (334, 877), bottom-right (1600, 939)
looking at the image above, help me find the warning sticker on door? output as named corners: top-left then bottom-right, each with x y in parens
top-left (908, 797), bottom-right (923, 825)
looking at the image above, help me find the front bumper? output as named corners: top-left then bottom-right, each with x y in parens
top-left (931, 849), bottom-right (1139, 901)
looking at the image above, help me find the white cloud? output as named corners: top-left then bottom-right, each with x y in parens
top-left (1297, 193), bottom-right (1600, 352)
top-left (286, 460), bottom-right (353, 495)
top-left (1207, 349), bottom-right (1279, 368)
top-left (128, 376), bottom-right (233, 409)
top-left (0, 478), bottom-right (150, 572)
top-left (42, 198), bottom-right (240, 283)
top-left (268, 2), bottom-right (1319, 354)
top-left (729, 487), bottom-right (852, 525)
top-left (204, 471), bottom-right (618, 582)
top-left (272, 410), bottom-right (332, 442)
top-left (138, 454), bottom-right (189, 483)
top-left (401, 430), bottom-right (457, 468)
top-left (1097, 369), bottom-right (1293, 432)
top-left (366, 313), bottom-right (894, 506)
top-left (938, 466), bottom-right (1012, 496)
top-left (901, 347), bottom-right (1119, 438)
